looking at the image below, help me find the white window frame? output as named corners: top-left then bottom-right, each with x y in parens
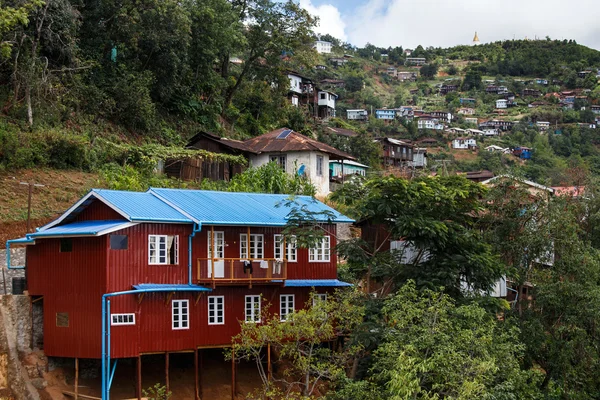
top-left (309, 236), bottom-right (331, 262)
top-left (207, 231), bottom-right (225, 259)
top-left (274, 234), bottom-right (297, 262)
top-left (245, 295), bottom-right (261, 323)
top-left (148, 235), bottom-right (179, 265)
top-left (172, 299), bottom-right (189, 330)
top-left (312, 293), bottom-right (327, 306)
top-left (111, 313), bottom-right (135, 326)
top-left (280, 294), bottom-right (295, 321)
top-left (208, 296), bottom-right (225, 325)
top-left (240, 234), bottom-right (264, 259)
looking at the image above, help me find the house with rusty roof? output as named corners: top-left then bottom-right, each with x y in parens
top-left (243, 128), bottom-right (354, 197)
top-left (165, 131), bottom-right (254, 182)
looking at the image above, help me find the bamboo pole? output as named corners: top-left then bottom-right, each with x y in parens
top-left (231, 348), bottom-right (236, 400)
top-left (137, 355), bottom-right (142, 400)
top-left (75, 358), bottom-right (79, 400)
top-left (194, 349), bottom-right (199, 400)
top-left (165, 353), bottom-right (170, 395)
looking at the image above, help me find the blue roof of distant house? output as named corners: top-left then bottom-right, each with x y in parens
top-left (38, 188), bottom-right (353, 232)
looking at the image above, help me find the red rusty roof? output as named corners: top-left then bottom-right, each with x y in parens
top-left (243, 128), bottom-right (355, 160)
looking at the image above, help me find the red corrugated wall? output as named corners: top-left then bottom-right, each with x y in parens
top-left (26, 236), bottom-right (107, 358)
top-left (108, 286), bottom-right (331, 358)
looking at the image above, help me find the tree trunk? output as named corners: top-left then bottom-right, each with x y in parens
top-left (25, 86), bottom-right (33, 127)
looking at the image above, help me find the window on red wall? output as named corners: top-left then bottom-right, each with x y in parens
top-left (59, 238), bottom-right (72, 253)
top-left (148, 235), bottom-right (179, 265)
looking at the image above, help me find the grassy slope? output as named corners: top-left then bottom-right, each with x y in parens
top-left (0, 169), bottom-right (102, 242)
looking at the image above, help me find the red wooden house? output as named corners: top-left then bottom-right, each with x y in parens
top-left (7, 188), bottom-right (352, 399)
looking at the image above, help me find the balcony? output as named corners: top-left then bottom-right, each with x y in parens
top-left (197, 258), bottom-right (287, 288)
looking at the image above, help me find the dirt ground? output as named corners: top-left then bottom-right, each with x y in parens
top-left (38, 350), bottom-right (263, 400)
top-left (0, 169), bottom-right (100, 242)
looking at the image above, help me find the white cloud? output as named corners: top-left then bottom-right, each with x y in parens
top-left (301, 0), bottom-right (600, 51)
top-left (299, 0), bottom-right (347, 41)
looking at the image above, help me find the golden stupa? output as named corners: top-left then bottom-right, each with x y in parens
top-left (473, 31), bottom-right (480, 44)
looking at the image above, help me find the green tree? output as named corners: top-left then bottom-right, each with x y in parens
top-left (334, 176), bottom-right (505, 297)
top-left (231, 290), bottom-right (365, 398)
top-left (367, 282), bottom-right (541, 400)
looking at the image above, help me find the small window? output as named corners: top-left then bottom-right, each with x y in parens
top-left (316, 156), bottom-right (324, 176)
top-left (320, 93), bottom-right (326, 100)
top-left (60, 239), bottom-right (72, 253)
top-left (208, 296), bottom-right (224, 325)
top-left (56, 312), bottom-right (69, 327)
top-left (269, 155), bottom-right (287, 172)
top-left (313, 293), bottom-right (328, 306)
top-left (149, 235), bottom-right (179, 265)
top-left (240, 234), bottom-right (264, 259)
top-left (172, 300), bottom-right (189, 330)
top-left (111, 313), bottom-right (135, 326)
top-left (110, 235), bottom-right (128, 250)
top-left (309, 236), bottom-right (331, 262)
top-left (274, 234), bottom-right (297, 262)
top-left (245, 295), bottom-right (261, 323)
top-left (280, 295), bottom-right (295, 321)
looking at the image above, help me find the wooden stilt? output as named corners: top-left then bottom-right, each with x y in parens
top-left (165, 353), bottom-right (170, 395)
top-left (137, 355), bottom-right (142, 400)
top-left (74, 358), bottom-right (79, 400)
top-left (267, 343), bottom-right (272, 381)
top-left (194, 349), bottom-right (199, 400)
top-left (231, 348), bottom-right (236, 400)
top-left (199, 349), bottom-right (203, 399)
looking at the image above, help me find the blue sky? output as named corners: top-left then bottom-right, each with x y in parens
top-left (301, 0), bottom-right (600, 51)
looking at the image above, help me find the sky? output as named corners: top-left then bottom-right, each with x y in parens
top-left (299, 0), bottom-right (600, 51)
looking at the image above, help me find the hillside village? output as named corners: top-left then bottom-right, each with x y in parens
top-left (2, 1), bottom-right (600, 399)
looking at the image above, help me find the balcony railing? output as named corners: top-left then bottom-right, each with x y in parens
top-left (197, 258), bottom-right (287, 288)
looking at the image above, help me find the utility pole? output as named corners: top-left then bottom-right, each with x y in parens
top-left (19, 182), bottom-right (45, 233)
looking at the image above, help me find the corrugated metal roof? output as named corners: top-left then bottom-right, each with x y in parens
top-left (284, 279), bottom-right (352, 287)
top-left (150, 188), bottom-right (354, 226)
top-left (94, 190), bottom-right (193, 223)
top-left (242, 128), bottom-right (354, 160)
top-left (132, 283), bottom-right (211, 292)
top-left (29, 220), bottom-right (135, 238)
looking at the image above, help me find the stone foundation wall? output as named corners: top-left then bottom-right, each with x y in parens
top-left (0, 248), bottom-right (26, 295)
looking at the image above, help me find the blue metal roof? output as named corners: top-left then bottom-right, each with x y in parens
top-left (150, 188), bottom-right (354, 226)
top-left (284, 279), bottom-right (353, 287)
top-left (132, 283), bottom-right (211, 292)
top-left (94, 190), bottom-right (193, 223)
top-left (29, 220), bottom-right (134, 238)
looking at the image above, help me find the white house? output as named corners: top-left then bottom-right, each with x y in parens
top-left (409, 148), bottom-right (428, 168)
top-left (465, 117), bottom-right (478, 125)
top-left (314, 40), bottom-right (332, 54)
top-left (485, 145), bottom-right (510, 153)
top-left (496, 99), bottom-right (508, 109)
top-left (317, 90), bottom-right (337, 118)
top-left (244, 128), bottom-right (354, 197)
top-left (465, 128), bottom-right (485, 136)
top-left (347, 109), bottom-right (368, 121)
top-left (452, 137), bottom-right (477, 150)
top-left (418, 118), bottom-right (444, 130)
top-left (458, 108), bottom-right (475, 115)
top-left (536, 121), bottom-right (550, 131)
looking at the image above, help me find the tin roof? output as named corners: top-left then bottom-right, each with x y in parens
top-left (284, 279), bottom-right (352, 287)
top-left (39, 188), bottom-right (353, 231)
top-left (94, 190), bottom-right (193, 223)
top-left (150, 188), bottom-right (354, 226)
top-left (242, 128), bottom-right (354, 160)
top-left (30, 220), bottom-right (136, 238)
